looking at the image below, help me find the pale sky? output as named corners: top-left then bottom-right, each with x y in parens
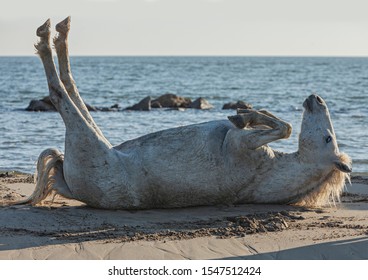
top-left (1, 0), bottom-right (368, 56)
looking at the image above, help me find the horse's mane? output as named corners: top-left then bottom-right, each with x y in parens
top-left (294, 153), bottom-right (351, 207)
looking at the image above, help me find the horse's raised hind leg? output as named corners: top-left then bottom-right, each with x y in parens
top-left (53, 16), bottom-right (107, 141)
top-left (35, 19), bottom-right (112, 157)
top-left (34, 19), bottom-right (108, 142)
top-left (34, 19), bottom-right (115, 207)
top-left (227, 109), bottom-right (292, 150)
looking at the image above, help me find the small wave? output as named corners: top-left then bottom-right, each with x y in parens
top-left (227, 87), bottom-right (241, 90)
top-left (351, 115), bottom-right (366, 119)
top-left (288, 106), bottom-right (303, 112)
top-left (352, 159), bottom-right (368, 165)
top-left (18, 90), bottom-right (43, 95)
top-left (338, 142), bottom-right (348, 148)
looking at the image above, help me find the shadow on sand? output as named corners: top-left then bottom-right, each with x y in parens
top-left (221, 237), bottom-right (368, 260)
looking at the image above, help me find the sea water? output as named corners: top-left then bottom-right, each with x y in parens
top-left (0, 56), bottom-right (367, 173)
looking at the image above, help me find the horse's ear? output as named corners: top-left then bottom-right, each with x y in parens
top-left (334, 161), bottom-right (352, 173)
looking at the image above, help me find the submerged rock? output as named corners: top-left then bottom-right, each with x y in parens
top-left (188, 97), bottom-right (214, 110)
top-left (222, 100), bottom-right (253, 110)
top-left (25, 96), bottom-right (56, 112)
top-left (125, 96), bottom-right (151, 111)
top-left (25, 96), bottom-right (118, 112)
top-left (151, 94), bottom-right (213, 110)
top-left (26, 94), bottom-right (214, 112)
top-left (151, 100), bottom-right (162, 108)
top-left (152, 93), bottom-right (192, 108)
top-left (96, 103), bottom-right (120, 112)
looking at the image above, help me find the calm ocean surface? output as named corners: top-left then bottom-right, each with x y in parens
top-left (0, 56), bottom-right (367, 173)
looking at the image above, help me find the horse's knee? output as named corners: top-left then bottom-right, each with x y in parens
top-left (48, 84), bottom-right (65, 108)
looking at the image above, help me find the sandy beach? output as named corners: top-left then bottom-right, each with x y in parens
top-left (0, 172), bottom-right (367, 260)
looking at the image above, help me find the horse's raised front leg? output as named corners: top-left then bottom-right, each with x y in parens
top-left (226, 109), bottom-right (292, 150)
top-left (53, 16), bottom-right (107, 141)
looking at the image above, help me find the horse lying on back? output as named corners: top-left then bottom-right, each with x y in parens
top-left (8, 17), bottom-right (352, 209)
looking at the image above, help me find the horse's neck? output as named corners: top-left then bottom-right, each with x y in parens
top-left (265, 151), bottom-right (326, 199)
top-left (274, 150), bottom-right (323, 180)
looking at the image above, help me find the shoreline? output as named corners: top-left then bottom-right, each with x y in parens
top-left (1, 173), bottom-right (367, 260)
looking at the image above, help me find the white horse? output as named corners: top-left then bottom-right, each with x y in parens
top-left (11, 18), bottom-right (352, 209)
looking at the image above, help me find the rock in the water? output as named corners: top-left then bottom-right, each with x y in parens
top-left (26, 96), bottom-right (118, 112)
top-left (96, 103), bottom-right (120, 112)
top-left (151, 100), bottom-right (162, 108)
top-left (125, 96), bottom-right (151, 111)
top-left (25, 96), bottom-right (56, 111)
top-left (222, 100), bottom-right (253, 110)
top-left (188, 97), bottom-right (213, 110)
top-left (152, 93), bottom-right (192, 108)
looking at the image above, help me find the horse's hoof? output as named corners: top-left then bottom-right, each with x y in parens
top-left (36, 19), bottom-right (51, 38)
top-left (56, 16), bottom-right (71, 34)
top-left (228, 115), bottom-right (246, 129)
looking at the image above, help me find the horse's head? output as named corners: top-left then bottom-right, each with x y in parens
top-left (299, 94), bottom-right (351, 173)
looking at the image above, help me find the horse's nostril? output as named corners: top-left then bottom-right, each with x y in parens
top-left (316, 95), bottom-right (323, 104)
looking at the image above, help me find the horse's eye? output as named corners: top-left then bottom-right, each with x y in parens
top-left (325, 136), bottom-right (332, 143)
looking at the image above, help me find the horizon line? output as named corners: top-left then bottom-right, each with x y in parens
top-left (1, 54), bottom-right (368, 58)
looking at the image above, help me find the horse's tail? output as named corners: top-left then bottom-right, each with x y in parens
top-left (4, 148), bottom-right (73, 206)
